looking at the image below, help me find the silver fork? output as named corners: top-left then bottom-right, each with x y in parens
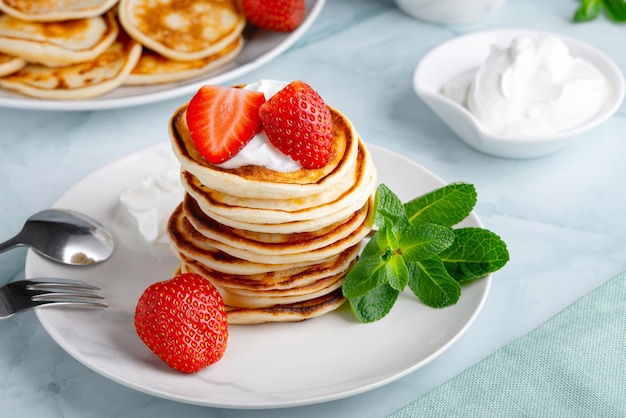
top-left (0, 278), bottom-right (107, 319)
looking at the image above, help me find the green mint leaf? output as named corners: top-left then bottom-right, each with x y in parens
top-left (405, 183), bottom-right (477, 228)
top-left (342, 253), bottom-right (389, 298)
top-left (603, 0), bottom-right (626, 21)
top-left (387, 253), bottom-right (408, 291)
top-left (348, 282), bottom-right (399, 323)
top-left (573, 0), bottom-right (604, 21)
top-left (407, 259), bottom-right (461, 308)
top-left (383, 219), bottom-right (401, 252)
top-left (361, 230), bottom-right (386, 259)
top-left (374, 183), bottom-right (405, 228)
top-left (439, 227), bottom-right (510, 283)
top-left (399, 223), bottom-right (454, 262)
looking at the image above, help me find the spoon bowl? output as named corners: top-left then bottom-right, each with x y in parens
top-left (0, 209), bottom-right (114, 266)
top-left (413, 29), bottom-right (625, 158)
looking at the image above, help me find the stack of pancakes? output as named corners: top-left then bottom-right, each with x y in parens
top-left (0, 0), bottom-right (245, 99)
top-left (167, 102), bottom-right (378, 324)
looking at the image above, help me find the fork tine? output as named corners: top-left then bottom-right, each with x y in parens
top-left (31, 299), bottom-right (109, 309)
top-left (32, 292), bottom-right (105, 302)
top-left (25, 278), bottom-right (101, 290)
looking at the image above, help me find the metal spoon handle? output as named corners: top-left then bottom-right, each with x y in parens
top-left (0, 235), bottom-right (24, 255)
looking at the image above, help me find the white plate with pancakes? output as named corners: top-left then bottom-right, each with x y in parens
top-left (27, 142), bottom-right (491, 409)
top-left (0, 0), bottom-right (325, 111)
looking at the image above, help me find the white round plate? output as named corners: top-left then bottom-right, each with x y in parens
top-left (27, 143), bottom-right (491, 409)
top-left (0, 0), bottom-right (325, 112)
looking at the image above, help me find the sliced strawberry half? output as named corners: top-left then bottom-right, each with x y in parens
top-left (185, 85), bottom-right (266, 164)
top-left (259, 80), bottom-right (333, 169)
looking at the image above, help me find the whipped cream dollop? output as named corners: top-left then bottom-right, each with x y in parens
top-left (215, 79), bottom-right (302, 172)
top-left (119, 169), bottom-right (184, 244)
top-left (441, 35), bottom-right (608, 137)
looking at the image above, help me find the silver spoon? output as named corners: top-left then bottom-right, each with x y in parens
top-left (0, 209), bottom-right (114, 266)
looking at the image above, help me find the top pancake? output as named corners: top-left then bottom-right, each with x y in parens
top-left (119, 0), bottom-right (245, 61)
top-left (0, 0), bottom-right (119, 21)
top-left (170, 104), bottom-right (362, 200)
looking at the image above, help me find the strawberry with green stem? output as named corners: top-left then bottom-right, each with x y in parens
top-left (259, 80), bottom-right (333, 169)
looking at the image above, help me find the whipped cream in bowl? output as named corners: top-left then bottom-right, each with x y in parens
top-left (413, 29), bottom-right (625, 158)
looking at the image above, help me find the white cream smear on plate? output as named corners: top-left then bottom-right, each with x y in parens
top-left (119, 169), bottom-right (184, 244)
top-left (441, 35), bottom-right (608, 137)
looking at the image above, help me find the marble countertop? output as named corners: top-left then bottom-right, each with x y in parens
top-left (1, 0), bottom-right (626, 416)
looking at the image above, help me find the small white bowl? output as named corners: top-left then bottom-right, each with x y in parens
top-left (394, 0), bottom-right (506, 25)
top-left (413, 29), bottom-right (625, 159)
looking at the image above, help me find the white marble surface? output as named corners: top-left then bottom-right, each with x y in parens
top-left (1, 0), bottom-right (625, 416)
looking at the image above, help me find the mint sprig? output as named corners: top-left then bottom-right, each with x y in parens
top-left (574, 0), bottom-right (626, 22)
top-left (342, 182), bottom-right (509, 323)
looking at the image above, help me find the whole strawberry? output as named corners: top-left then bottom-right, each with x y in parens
top-left (242, 0), bottom-right (305, 32)
top-left (259, 80), bottom-right (333, 169)
top-left (134, 273), bottom-right (228, 373)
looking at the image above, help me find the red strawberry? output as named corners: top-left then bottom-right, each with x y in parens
top-left (259, 80), bottom-right (333, 169)
top-left (242, 0), bottom-right (305, 32)
top-left (185, 85), bottom-right (265, 164)
top-left (134, 273), bottom-right (228, 374)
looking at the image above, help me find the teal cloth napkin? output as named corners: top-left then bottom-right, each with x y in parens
top-left (389, 271), bottom-right (626, 417)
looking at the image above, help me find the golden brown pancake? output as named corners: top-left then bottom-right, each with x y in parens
top-left (119, 0), bottom-right (245, 61)
top-left (0, 10), bottom-right (118, 67)
top-left (181, 196), bottom-right (372, 263)
top-left (0, 51), bottom-right (24, 76)
top-left (0, 27), bottom-right (141, 99)
top-left (124, 35), bottom-right (242, 85)
top-left (178, 245), bottom-right (361, 292)
top-left (170, 105), bottom-right (362, 199)
top-left (0, 0), bottom-right (119, 22)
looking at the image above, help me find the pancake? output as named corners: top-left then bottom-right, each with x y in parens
top-left (0, 0), bottom-right (119, 22)
top-left (181, 259), bottom-right (346, 307)
top-left (0, 51), bottom-right (24, 76)
top-left (178, 244), bottom-right (361, 292)
top-left (0, 10), bottom-right (118, 67)
top-left (0, 28), bottom-right (141, 99)
top-left (124, 35), bottom-right (242, 85)
top-left (225, 289), bottom-right (346, 325)
top-left (184, 194), bottom-right (370, 252)
top-left (170, 105), bottom-right (362, 199)
top-left (183, 195), bottom-right (372, 261)
top-left (119, 0), bottom-right (245, 61)
top-left (169, 208), bottom-right (315, 275)
top-left (169, 204), bottom-right (353, 274)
